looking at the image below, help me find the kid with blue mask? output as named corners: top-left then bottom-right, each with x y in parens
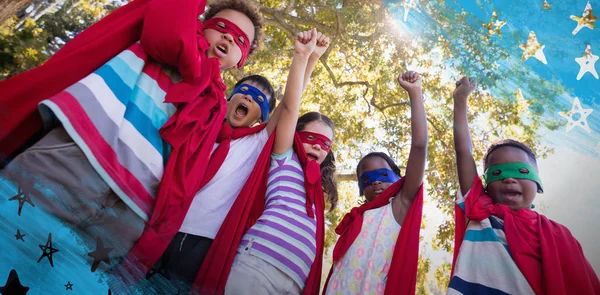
top-left (226, 75), bottom-right (276, 128)
top-left (325, 71), bottom-right (428, 295)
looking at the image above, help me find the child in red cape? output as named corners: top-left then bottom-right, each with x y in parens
top-left (324, 71), bottom-right (428, 295)
top-left (0, 0), bottom-right (267, 274)
top-left (449, 77), bottom-right (600, 294)
top-left (195, 31), bottom-right (333, 295)
top-left (224, 109), bottom-right (337, 295)
top-left (222, 29), bottom-right (335, 294)
top-left (133, 29), bottom-right (330, 294)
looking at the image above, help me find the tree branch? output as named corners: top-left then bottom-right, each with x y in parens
top-left (376, 101), bottom-right (410, 110)
top-left (32, 0), bottom-right (67, 22)
top-left (264, 19), bottom-right (295, 39)
top-left (258, 4), bottom-right (331, 34)
top-left (321, 60), bottom-right (339, 87)
top-left (337, 173), bottom-right (356, 182)
top-left (319, 64), bottom-right (409, 113)
top-left (427, 117), bottom-right (443, 134)
top-left (426, 115), bottom-right (452, 150)
top-left (227, 68), bottom-right (245, 81)
top-left (283, 0), bottom-right (296, 14)
top-left (14, 0), bottom-right (44, 29)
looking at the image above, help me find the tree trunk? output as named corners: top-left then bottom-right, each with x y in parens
top-left (0, 0), bottom-right (32, 24)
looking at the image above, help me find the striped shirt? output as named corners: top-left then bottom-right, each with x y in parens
top-left (448, 189), bottom-right (535, 295)
top-left (39, 43), bottom-right (179, 221)
top-left (239, 149), bottom-right (316, 289)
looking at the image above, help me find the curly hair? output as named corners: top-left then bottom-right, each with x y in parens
top-left (204, 0), bottom-right (264, 56)
top-left (356, 152), bottom-right (402, 196)
top-left (296, 112), bottom-right (338, 211)
top-left (483, 139), bottom-right (537, 170)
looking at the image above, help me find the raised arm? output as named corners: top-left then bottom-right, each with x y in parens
top-left (140, 0), bottom-right (207, 82)
top-left (395, 72), bottom-right (428, 212)
top-left (266, 31), bottom-right (329, 136)
top-left (303, 32), bottom-right (329, 91)
top-left (453, 77), bottom-right (477, 195)
top-left (271, 29), bottom-right (318, 154)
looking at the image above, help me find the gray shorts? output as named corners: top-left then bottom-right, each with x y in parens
top-left (225, 248), bottom-right (302, 295)
top-left (0, 126), bottom-right (145, 265)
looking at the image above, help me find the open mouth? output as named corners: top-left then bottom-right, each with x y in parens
top-left (216, 44), bottom-right (228, 54)
top-left (307, 152), bottom-right (318, 161)
top-left (374, 188), bottom-right (384, 194)
top-left (234, 103), bottom-right (248, 119)
top-left (501, 188), bottom-right (522, 200)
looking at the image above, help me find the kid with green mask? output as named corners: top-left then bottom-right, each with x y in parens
top-left (448, 76), bottom-right (599, 295)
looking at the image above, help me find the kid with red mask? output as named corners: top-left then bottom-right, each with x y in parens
top-left (0, 0), bottom-right (267, 277)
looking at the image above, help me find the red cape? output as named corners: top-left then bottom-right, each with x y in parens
top-left (196, 132), bottom-right (326, 295)
top-left (122, 122), bottom-right (268, 279)
top-left (323, 178), bottom-right (424, 295)
top-left (0, 0), bottom-right (255, 276)
top-left (452, 176), bottom-right (600, 295)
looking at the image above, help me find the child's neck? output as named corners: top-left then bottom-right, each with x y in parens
top-left (225, 121), bottom-right (253, 130)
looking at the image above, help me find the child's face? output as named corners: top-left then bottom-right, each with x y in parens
top-left (301, 121), bottom-right (334, 165)
top-left (358, 157), bottom-right (394, 202)
top-left (204, 9), bottom-right (255, 70)
top-left (485, 146), bottom-right (538, 210)
top-left (226, 81), bottom-right (269, 128)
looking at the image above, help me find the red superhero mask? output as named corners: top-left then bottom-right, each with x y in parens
top-left (298, 131), bottom-right (332, 152)
top-left (203, 17), bottom-right (250, 68)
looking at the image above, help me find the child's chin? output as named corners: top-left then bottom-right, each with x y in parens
top-left (226, 119), bottom-right (243, 128)
top-left (366, 194), bottom-right (379, 202)
top-left (499, 200), bottom-right (527, 211)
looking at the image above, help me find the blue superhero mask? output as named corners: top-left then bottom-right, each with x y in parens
top-left (358, 168), bottom-right (401, 195)
top-left (229, 84), bottom-right (270, 122)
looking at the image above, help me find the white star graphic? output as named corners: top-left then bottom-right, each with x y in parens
top-left (520, 31), bottom-right (547, 64)
top-left (558, 97), bottom-right (594, 133)
top-left (570, 1), bottom-right (597, 35)
top-left (575, 44), bottom-right (599, 80)
top-left (400, 0), bottom-right (420, 22)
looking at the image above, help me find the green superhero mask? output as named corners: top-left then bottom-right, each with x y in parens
top-left (483, 162), bottom-right (544, 193)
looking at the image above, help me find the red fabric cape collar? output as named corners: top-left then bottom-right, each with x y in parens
top-left (452, 176), bottom-right (600, 295)
top-left (196, 132), bottom-right (326, 295)
top-left (125, 122), bottom-right (267, 275)
top-left (324, 178), bottom-right (424, 295)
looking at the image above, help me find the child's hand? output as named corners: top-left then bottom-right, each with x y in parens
top-left (397, 71), bottom-right (422, 93)
top-left (311, 32), bottom-right (330, 59)
top-left (295, 28), bottom-right (318, 57)
top-left (453, 76), bottom-right (476, 101)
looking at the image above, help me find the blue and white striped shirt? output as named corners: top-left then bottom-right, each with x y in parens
top-left (448, 189), bottom-right (535, 295)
